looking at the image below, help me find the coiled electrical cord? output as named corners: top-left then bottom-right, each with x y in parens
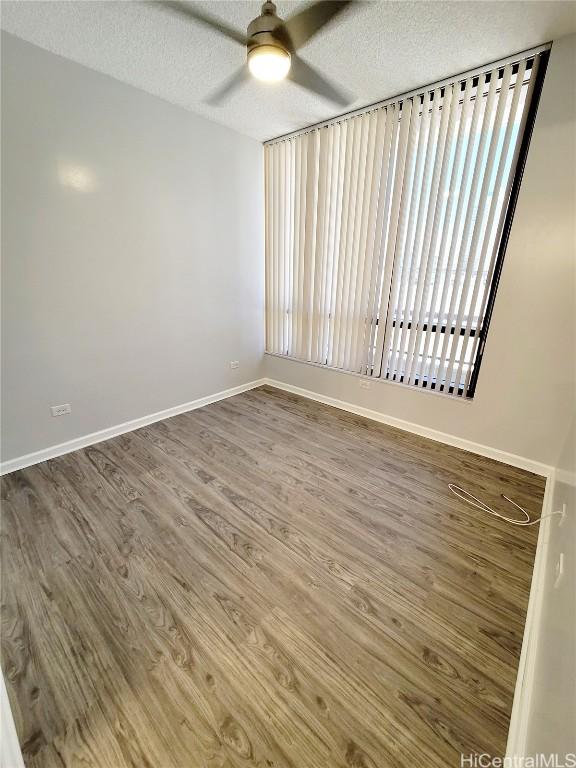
top-left (448, 483), bottom-right (564, 527)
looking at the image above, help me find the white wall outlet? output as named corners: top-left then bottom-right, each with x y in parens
top-left (50, 403), bottom-right (71, 417)
top-left (359, 380), bottom-right (371, 390)
top-left (230, 361), bottom-right (239, 370)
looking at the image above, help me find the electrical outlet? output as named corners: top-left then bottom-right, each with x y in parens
top-left (359, 380), bottom-right (371, 390)
top-left (51, 403), bottom-right (71, 417)
top-left (230, 361), bottom-right (239, 370)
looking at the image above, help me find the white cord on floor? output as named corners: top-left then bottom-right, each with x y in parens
top-left (448, 484), bottom-right (564, 527)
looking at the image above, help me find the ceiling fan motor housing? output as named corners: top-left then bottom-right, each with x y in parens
top-left (247, 1), bottom-right (290, 56)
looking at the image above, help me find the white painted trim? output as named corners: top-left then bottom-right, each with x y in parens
top-left (263, 378), bottom-right (553, 479)
top-left (1, 670), bottom-right (24, 768)
top-left (555, 467), bottom-right (576, 487)
top-left (505, 470), bottom-right (556, 758)
top-left (0, 379), bottom-right (267, 476)
top-left (2, 373), bottom-right (552, 480)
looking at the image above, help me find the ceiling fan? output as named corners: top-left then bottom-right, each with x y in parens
top-left (161, 0), bottom-right (356, 106)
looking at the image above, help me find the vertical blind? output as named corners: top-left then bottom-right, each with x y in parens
top-left (265, 47), bottom-right (549, 398)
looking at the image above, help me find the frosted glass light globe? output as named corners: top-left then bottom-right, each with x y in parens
top-left (248, 45), bottom-right (291, 82)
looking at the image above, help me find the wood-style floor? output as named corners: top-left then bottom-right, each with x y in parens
top-left (1, 386), bottom-right (545, 768)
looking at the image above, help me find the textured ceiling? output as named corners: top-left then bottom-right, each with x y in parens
top-left (2, 1), bottom-right (576, 141)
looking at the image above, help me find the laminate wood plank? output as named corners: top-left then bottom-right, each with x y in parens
top-left (134, 423), bottom-right (521, 698)
top-left (134, 461), bottom-right (509, 738)
top-left (1, 386), bottom-right (545, 767)
top-left (151, 404), bottom-right (533, 661)
top-left (187, 401), bottom-right (536, 593)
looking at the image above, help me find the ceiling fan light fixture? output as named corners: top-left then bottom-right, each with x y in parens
top-left (168, 0), bottom-right (353, 105)
top-left (248, 45), bottom-right (291, 82)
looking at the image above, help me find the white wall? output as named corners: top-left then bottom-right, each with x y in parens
top-left (265, 33), bottom-right (576, 470)
top-left (556, 414), bottom-right (576, 486)
top-left (0, 670), bottom-right (24, 768)
top-left (2, 31), bottom-right (574, 470)
top-left (521, 420), bottom-right (576, 759)
top-left (1, 32), bottom-right (264, 463)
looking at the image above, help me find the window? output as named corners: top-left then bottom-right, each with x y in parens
top-left (264, 46), bottom-right (549, 398)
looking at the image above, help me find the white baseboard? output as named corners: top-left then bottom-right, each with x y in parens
top-left (505, 469), bottom-right (556, 758)
top-left (1, 669), bottom-right (24, 768)
top-left (262, 378), bottom-right (553, 479)
top-left (0, 379), bottom-right (267, 476)
top-left (2, 376), bottom-right (553, 481)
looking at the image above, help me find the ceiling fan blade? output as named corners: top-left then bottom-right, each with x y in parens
top-left (206, 66), bottom-right (250, 106)
top-left (159, 1), bottom-right (247, 46)
top-left (283, 1), bottom-right (353, 51)
top-left (288, 55), bottom-right (352, 107)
